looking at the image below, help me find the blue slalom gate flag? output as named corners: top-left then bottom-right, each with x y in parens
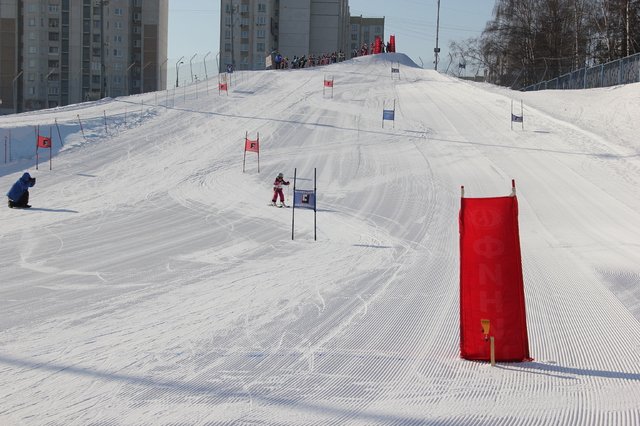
top-left (511, 113), bottom-right (523, 123)
top-left (294, 189), bottom-right (316, 210)
top-left (383, 109), bottom-right (395, 121)
top-left (391, 67), bottom-right (400, 73)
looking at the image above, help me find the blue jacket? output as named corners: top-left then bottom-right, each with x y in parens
top-left (7, 172), bottom-right (35, 201)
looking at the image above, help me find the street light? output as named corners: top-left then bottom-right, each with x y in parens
top-left (160, 58), bottom-right (169, 90)
top-left (434, 0), bottom-right (441, 71)
top-left (126, 61), bottom-right (136, 95)
top-left (189, 53), bottom-right (197, 83)
top-left (141, 62), bottom-right (152, 94)
top-left (12, 70), bottom-right (23, 113)
top-left (175, 56), bottom-right (184, 88)
top-left (203, 51), bottom-right (212, 80)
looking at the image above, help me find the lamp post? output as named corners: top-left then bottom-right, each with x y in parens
top-left (99, 0), bottom-right (110, 98)
top-left (160, 58), bottom-right (168, 90)
top-left (203, 51), bottom-right (212, 80)
top-left (175, 56), bottom-right (184, 88)
top-left (12, 70), bottom-right (23, 113)
top-left (126, 61), bottom-right (136, 95)
top-left (141, 62), bottom-right (152, 94)
top-left (434, 0), bottom-right (441, 71)
top-left (189, 53), bottom-right (197, 83)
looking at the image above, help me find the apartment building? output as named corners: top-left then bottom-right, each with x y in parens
top-left (219, 0), bottom-right (278, 72)
top-left (219, 0), bottom-right (350, 72)
top-left (0, 0), bottom-right (168, 115)
top-left (349, 16), bottom-right (385, 58)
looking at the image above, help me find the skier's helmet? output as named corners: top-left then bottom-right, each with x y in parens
top-left (278, 172), bottom-right (284, 178)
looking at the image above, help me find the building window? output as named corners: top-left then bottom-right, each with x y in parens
top-left (49, 46), bottom-right (59, 54)
top-left (48, 5), bottom-right (59, 13)
top-left (29, 46), bottom-right (38, 54)
top-left (28, 73), bottom-right (36, 81)
top-left (49, 19), bottom-right (59, 28)
top-left (133, 26), bottom-right (141, 34)
top-left (48, 60), bottom-right (59, 68)
top-left (256, 16), bottom-right (266, 25)
top-left (351, 34), bottom-right (357, 41)
top-left (113, 35), bottom-right (122, 43)
top-left (115, 21), bottom-right (123, 29)
top-left (258, 3), bottom-right (266, 12)
top-left (240, 4), bottom-right (249, 13)
top-left (29, 59), bottom-right (37, 68)
top-left (351, 24), bottom-right (358, 32)
top-left (28, 86), bottom-right (36, 95)
top-left (225, 30), bottom-right (231, 39)
top-left (113, 48), bottom-right (123, 57)
top-left (27, 5), bottom-right (38, 12)
top-left (241, 18), bottom-right (249, 26)
top-left (114, 8), bottom-right (123, 16)
top-left (224, 43), bottom-right (231, 52)
top-left (93, 20), bottom-right (100, 29)
top-left (49, 32), bottom-right (60, 41)
top-left (114, 63), bottom-right (123, 71)
top-left (240, 44), bottom-right (249, 52)
top-left (225, 16), bottom-right (232, 26)
top-left (256, 42), bottom-right (265, 52)
top-left (28, 18), bottom-right (36, 26)
top-left (241, 30), bottom-right (248, 38)
top-left (48, 87), bottom-right (60, 95)
top-left (257, 29), bottom-right (265, 38)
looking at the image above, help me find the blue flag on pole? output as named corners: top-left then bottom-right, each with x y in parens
top-left (294, 189), bottom-right (316, 210)
top-left (511, 113), bottom-right (523, 123)
top-left (391, 67), bottom-right (400, 73)
top-left (383, 109), bottom-right (395, 121)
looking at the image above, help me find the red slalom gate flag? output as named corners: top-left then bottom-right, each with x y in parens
top-left (37, 136), bottom-right (52, 148)
top-left (323, 79), bottom-right (333, 88)
top-left (219, 83), bottom-right (228, 91)
top-left (245, 138), bottom-right (259, 153)
top-left (459, 185), bottom-right (530, 362)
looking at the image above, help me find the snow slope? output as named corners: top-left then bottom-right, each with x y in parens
top-left (1, 53), bottom-right (639, 425)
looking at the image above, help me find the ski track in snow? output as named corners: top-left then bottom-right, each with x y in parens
top-left (1, 54), bottom-right (640, 425)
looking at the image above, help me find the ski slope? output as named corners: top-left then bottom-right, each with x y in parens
top-left (1, 53), bottom-right (639, 425)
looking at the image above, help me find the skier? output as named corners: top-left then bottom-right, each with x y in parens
top-left (7, 171), bottom-right (36, 208)
top-left (271, 172), bottom-right (290, 207)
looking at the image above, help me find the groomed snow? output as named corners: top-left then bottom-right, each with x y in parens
top-left (1, 53), bottom-right (639, 425)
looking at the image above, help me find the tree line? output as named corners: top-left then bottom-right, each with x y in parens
top-left (449, 0), bottom-right (640, 88)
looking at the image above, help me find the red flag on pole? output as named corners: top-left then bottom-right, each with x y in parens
top-left (323, 79), bottom-right (333, 88)
top-left (245, 137), bottom-right (259, 153)
top-left (37, 135), bottom-right (52, 148)
top-left (459, 182), bottom-right (530, 362)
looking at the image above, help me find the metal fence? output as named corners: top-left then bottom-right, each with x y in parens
top-left (523, 52), bottom-right (640, 91)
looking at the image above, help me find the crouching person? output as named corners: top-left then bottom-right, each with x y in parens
top-left (7, 172), bottom-right (36, 208)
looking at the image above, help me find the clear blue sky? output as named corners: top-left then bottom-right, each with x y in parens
top-left (168, 0), bottom-right (495, 73)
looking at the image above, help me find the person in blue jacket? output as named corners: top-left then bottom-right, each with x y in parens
top-left (7, 172), bottom-right (36, 208)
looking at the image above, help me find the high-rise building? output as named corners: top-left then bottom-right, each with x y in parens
top-left (0, 0), bottom-right (168, 115)
top-left (219, 0), bottom-right (351, 72)
top-left (219, 0), bottom-right (279, 72)
top-left (349, 16), bottom-right (385, 58)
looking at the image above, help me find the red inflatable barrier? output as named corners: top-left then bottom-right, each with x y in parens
top-left (459, 182), bottom-right (530, 362)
